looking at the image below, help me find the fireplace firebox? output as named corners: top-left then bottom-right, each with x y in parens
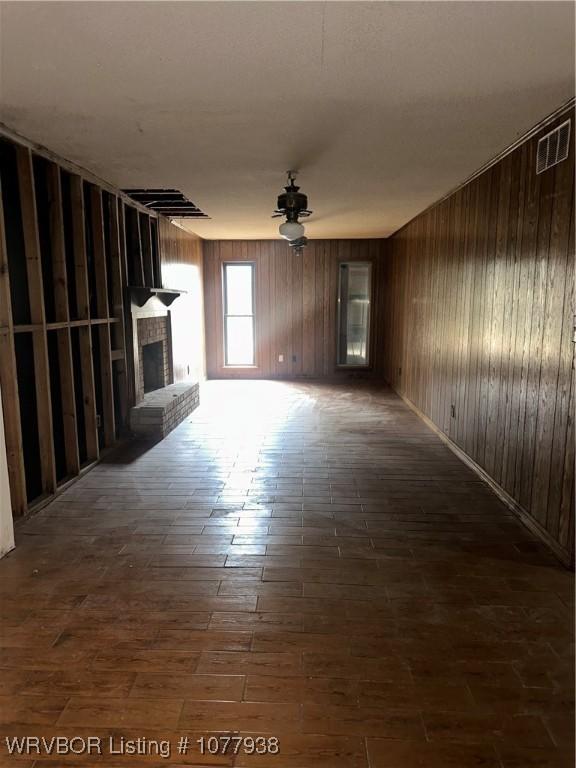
top-left (135, 315), bottom-right (171, 402)
top-left (142, 341), bottom-right (165, 394)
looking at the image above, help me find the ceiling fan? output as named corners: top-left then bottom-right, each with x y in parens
top-left (272, 171), bottom-right (312, 253)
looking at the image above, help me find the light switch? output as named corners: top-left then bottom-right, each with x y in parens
top-left (278, 354), bottom-right (284, 363)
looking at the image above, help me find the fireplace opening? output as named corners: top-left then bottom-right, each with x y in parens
top-left (142, 341), bottom-right (165, 394)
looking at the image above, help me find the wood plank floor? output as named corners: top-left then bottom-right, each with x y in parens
top-left (0, 380), bottom-right (573, 767)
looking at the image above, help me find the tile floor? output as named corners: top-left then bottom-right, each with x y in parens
top-left (0, 380), bottom-right (573, 767)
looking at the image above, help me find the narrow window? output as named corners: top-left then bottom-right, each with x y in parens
top-left (223, 263), bottom-right (255, 366)
top-left (337, 262), bottom-right (371, 366)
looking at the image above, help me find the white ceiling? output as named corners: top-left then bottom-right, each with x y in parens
top-left (0, 1), bottom-right (574, 239)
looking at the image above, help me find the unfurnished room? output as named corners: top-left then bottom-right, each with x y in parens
top-left (0, 2), bottom-right (574, 767)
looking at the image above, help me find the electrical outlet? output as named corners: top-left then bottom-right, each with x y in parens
top-left (278, 354), bottom-right (284, 363)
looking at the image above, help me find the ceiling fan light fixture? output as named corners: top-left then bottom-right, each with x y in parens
top-left (279, 220), bottom-right (305, 241)
top-left (272, 171), bottom-right (313, 250)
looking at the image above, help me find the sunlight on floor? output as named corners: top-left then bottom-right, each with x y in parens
top-left (198, 380), bottom-right (313, 435)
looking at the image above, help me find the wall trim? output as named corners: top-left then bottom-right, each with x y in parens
top-left (392, 387), bottom-right (573, 569)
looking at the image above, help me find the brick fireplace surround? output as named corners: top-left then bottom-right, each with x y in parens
top-left (130, 311), bottom-right (200, 440)
top-left (136, 316), bottom-right (171, 402)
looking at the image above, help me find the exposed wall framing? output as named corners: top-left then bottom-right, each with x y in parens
top-left (0, 134), bottom-right (162, 517)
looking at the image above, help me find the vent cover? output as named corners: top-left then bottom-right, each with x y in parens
top-left (122, 189), bottom-right (209, 218)
top-left (536, 120), bottom-right (571, 174)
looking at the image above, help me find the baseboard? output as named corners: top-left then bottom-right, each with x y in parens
top-left (393, 388), bottom-right (572, 569)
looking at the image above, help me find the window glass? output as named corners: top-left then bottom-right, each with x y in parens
top-left (225, 316), bottom-right (254, 366)
top-left (224, 264), bottom-right (253, 316)
top-left (224, 264), bottom-right (254, 365)
top-left (337, 262), bottom-right (371, 366)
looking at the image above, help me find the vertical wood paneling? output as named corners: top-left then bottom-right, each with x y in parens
top-left (203, 239), bottom-right (384, 379)
top-left (302, 248), bottom-right (315, 375)
top-left (381, 108), bottom-right (575, 565)
top-left (500, 145), bottom-right (527, 491)
top-left (140, 214), bottom-right (154, 288)
top-left (535, 155), bottom-right (575, 537)
top-left (519, 160), bottom-right (555, 519)
top-left (157, 218), bottom-right (205, 384)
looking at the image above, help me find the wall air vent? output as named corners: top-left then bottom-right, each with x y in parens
top-left (536, 120), bottom-right (571, 174)
top-left (122, 189), bottom-right (209, 218)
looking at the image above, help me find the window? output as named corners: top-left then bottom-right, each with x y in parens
top-left (337, 262), bottom-right (371, 366)
top-left (223, 263), bottom-right (255, 366)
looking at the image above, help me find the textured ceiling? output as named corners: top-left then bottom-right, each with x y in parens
top-left (0, 1), bottom-right (574, 239)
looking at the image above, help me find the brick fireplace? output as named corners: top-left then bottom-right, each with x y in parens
top-left (128, 298), bottom-right (199, 440)
top-left (136, 316), bottom-right (172, 403)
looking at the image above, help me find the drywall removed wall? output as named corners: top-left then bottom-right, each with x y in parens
top-left (0, 127), bottom-right (206, 522)
top-left (379, 105), bottom-right (575, 565)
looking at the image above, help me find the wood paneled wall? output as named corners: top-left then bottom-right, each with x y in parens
top-left (203, 239), bottom-right (384, 379)
top-left (159, 219), bottom-right (206, 384)
top-left (379, 106), bottom-right (575, 565)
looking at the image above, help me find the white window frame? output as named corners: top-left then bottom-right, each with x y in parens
top-left (222, 262), bottom-right (256, 367)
